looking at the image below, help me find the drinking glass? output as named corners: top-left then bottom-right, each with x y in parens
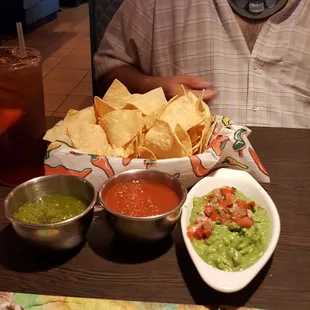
top-left (0, 47), bottom-right (46, 186)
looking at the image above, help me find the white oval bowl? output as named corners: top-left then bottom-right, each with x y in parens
top-left (180, 168), bottom-right (280, 293)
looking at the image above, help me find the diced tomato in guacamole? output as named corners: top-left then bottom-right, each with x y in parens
top-left (187, 186), bottom-right (256, 242)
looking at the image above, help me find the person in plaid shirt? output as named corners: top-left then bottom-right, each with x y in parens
top-left (95, 0), bottom-right (310, 128)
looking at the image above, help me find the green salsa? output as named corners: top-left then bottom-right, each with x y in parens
top-left (14, 195), bottom-right (87, 224)
top-left (188, 187), bottom-right (270, 272)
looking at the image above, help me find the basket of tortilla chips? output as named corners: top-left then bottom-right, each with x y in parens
top-left (44, 80), bottom-right (270, 190)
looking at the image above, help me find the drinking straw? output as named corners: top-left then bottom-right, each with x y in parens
top-left (16, 22), bottom-right (26, 58)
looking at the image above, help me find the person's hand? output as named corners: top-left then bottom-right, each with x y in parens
top-left (157, 75), bottom-right (217, 101)
top-left (103, 66), bottom-right (216, 101)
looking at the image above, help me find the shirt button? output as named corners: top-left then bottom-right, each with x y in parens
top-left (253, 61), bottom-right (263, 71)
top-left (253, 105), bottom-right (259, 112)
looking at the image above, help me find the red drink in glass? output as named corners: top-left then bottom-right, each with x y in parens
top-left (0, 47), bottom-right (46, 186)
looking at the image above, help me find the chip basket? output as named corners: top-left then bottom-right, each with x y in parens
top-left (44, 115), bottom-right (270, 190)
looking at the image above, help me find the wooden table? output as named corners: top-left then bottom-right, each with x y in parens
top-left (0, 117), bottom-right (309, 310)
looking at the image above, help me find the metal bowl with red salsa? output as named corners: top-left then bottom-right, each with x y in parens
top-left (102, 179), bottom-right (181, 217)
top-left (99, 170), bottom-right (187, 242)
top-left (187, 186), bottom-right (270, 271)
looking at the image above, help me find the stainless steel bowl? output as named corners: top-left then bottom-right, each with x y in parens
top-left (4, 175), bottom-right (96, 250)
top-left (98, 169), bottom-right (187, 242)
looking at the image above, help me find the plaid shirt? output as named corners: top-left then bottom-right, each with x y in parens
top-left (95, 0), bottom-right (310, 128)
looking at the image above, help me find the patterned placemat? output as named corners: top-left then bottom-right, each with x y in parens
top-left (0, 292), bottom-right (259, 310)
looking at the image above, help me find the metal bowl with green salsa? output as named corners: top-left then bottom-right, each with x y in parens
top-left (187, 186), bottom-right (270, 272)
top-left (5, 174), bottom-right (96, 250)
top-left (13, 194), bottom-right (88, 224)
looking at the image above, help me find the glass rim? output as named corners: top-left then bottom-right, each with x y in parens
top-left (0, 46), bottom-right (42, 67)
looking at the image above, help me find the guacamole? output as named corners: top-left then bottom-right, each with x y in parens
top-left (14, 195), bottom-right (87, 224)
top-left (187, 187), bottom-right (270, 272)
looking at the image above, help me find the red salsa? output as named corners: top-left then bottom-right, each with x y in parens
top-left (103, 180), bottom-right (180, 217)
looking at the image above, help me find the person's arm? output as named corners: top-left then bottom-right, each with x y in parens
top-left (94, 0), bottom-right (154, 94)
top-left (95, 0), bottom-right (216, 100)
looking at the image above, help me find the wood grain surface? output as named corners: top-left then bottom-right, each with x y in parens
top-left (0, 118), bottom-right (309, 310)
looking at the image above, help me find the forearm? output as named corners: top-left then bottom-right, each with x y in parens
top-left (98, 65), bottom-right (162, 95)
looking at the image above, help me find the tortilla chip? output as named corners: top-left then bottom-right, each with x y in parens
top-left (205, 116), bottom-right (217, 144)
top-left (94, 96), bottom-right (115, 120)
top-left (175, 124), bottom-right (192, 155)
top-left (123, 136), bottom-right (138, 158)
top-left (43, 124), bottom-right (66, 143)
top-left (137, 146), bottom-right (157, 160)
top-left (179, 85), bottom-right (187, 96)
top-left (144, 119), bottom-right (188, 159)
top-left (167, 94), bottom-right (178, 104)
top-left (188, 122), bottom-right (205, 145)
top-left (186, 91), bottom-right (198, 103)
top-left (65, 109), bottom-right (79, 118)
top-left (192, 142), bottom-right (200, 154)
top-left (46, 140), bottom-right (69, 151)
top-left (136, 130), bottom-right (146, 148)
top-left (168, 85), bottom-right (187, 104)
top-left (110, 147), bottom-right (133, 158)
top-left (160, 92), bottom-right (205, 131)
top-left (120, 88), bottom-right (167, 115)
top-left (199, 115), bottom-right (215, 153)
top-left (43, 109), bottom-right (79, 142)
top-left (68, 123), bottom-right (113, 155)
top-left (196, 91), bottom-right (211, 116)
top-left (144, 104), bottom-right (167, 130)
top-left (67, 107), bottom-right (96, 127)
top-left (99, 110), bottom-right (145, 148)
top-left (102, 79), bottom-right (131, 108)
